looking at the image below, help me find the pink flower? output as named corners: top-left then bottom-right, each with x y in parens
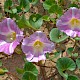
top-left (22, 31), bottom-right (54, 62)
top-left (0, 18), bottom-right (23, 55)
top-left (56, 7), bottom-right (80, 37)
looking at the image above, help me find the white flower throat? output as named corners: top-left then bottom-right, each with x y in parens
top-left (6, 31), bottom-right (16, 43)
top-left (69, 18), bottom-right (80, 28)
top-left (33, 40), bottom-right (44, 52)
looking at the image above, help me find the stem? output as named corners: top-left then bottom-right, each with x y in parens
top-left (40, 67), bottom-right (46, 80)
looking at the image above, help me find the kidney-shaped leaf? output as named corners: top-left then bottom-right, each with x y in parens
top-left (29, 14), bottom-right (43, 29)
top-left (56, 57), bottom-right (76, 78)
top-left (56, 57), bottom-right (76, 71)
top-left (76, 58), bottom-right (80, 69)
top-left (28, 0), bottom-right (38, 5)
top-left (67, 75), bottom-right (79, 80)
top-left (22, 71), bottom-right (37, 80)
top-left (43, 0), bottom-right (56, 10)
top-left (24, 62), bottom-right (38, 76)
top-left (50, 28), bottom-right (69, 43)
top-left (19, 0), bottom-right (30, 12)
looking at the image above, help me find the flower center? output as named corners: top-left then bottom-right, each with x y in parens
top-left (6, 31), bottom-right (16, 43)
top-left (33, 40), bottom-right (44, 52)
top-left (69, 18), bottom-right (80, 28)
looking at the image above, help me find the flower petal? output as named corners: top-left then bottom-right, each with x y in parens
top-left (26, 52), bottom-right (46, 62)
top-left (56, 7), bottom-right (80, 37)
top-left (62, 30), bottom-right (77, 37)
top-left (43, 42), bottom-right (55, 53)
top-left (21, 45), bottom-right (33, 54)
top-left (0, 40), bottom-right (20, 55)
top-left (22, 31), bottom-right (54, 62)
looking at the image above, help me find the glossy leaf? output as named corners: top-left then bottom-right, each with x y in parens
top-left (16, 68), bottom-right (24, 74)
top-left (72, 53), bottom-right (78, 57)
top-left (29, 14), bottom-right (43, 29)
top-left (17, 15), bottom-right (36, 30)
top-left (69, 4), bottom-right (78, 8)
top-left (54, 51), bottom-right (62, 58)
top-left (24, 62), bottom-right (38, 76)
top-left (56, 57), bottom-right (76, 71)
top-left (19, 0), bottom-right (30, 12)
top-left (42, 15), bottom-right (50, 21)
top-left (16, 15), bottom-right (27, 28)
top-left (49, 4), bottom-right (62, 15)
top-left (50, 28), bottom-right (69, 43)
top-left (22, 71), bottom-right (37, 80)
top-left (76, 58), bottom-right (80, 69)
top-left (28, 0), bottom-right (38, 5)
top-left (12, 8), bottom-right (17, 14)
top-left (43, 0), bottom-right (56, 10)
top-left (46, 53), bottom-right (50, 59)
top-left (16, 6), bottom-right (22, 13)
top-left (66, 47), bottom-right (74, 55)
top-left (17, 15), bottom-right (30, 28)
top-left (0, 68), bottom-right (5, 75)
top-left (74, 37), bottom-right (80, 40)
top-left (4, 0), bottom-right (13, 9)
top-left (0, 68), bottom-right (8, 75)
top-left (67, 75), bottom-right (79, 80)
top-left (4, 0), bottom-right (13, 13)
top-left (56, 57), bottom-right (76, 78)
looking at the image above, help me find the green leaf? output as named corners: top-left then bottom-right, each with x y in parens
top-left (67, 75), bottom-right (79, 80)
top-left (4, 8), bottom-right (12, 13)
top-left (0, 61), bottom-right (2, 67)
top-left (17, 15), bottom-right (36, 30)
top-left (22, 71), bottom-right (37, 80)
top-left (28, 0), bottom-right (38, 5)
top-left (17, 15), bottom-right (29, 28)
top-left (17, 15), bottom-right (28, 28)
top-left (72, 53), bottom-right (78, 57)
top-left (54, 51), bottom-right (62, 58)
top-left (24, 62), bottom-right (38, 76)
top-left (43, 0), bottom-right (56, 10)
top-left (16, 6), bottom-right (22, 13)
top-left (16, 68), bottom-right (24, 74)
top-left (50, 28), bottom-right (69, 43)
top-left (76, 58), bottom-right (80, 69)
top-left (56, 57), bottom-right (76, 78)
top-left (0, 68), bottom-right (8, 75)
top-left (74, 37), bottom-right (80, 40)
top-left (66, 47), bottom-right (74, 55)
top-left (10, 14), bottom-right (20, 20)
top-left (29, 14), bottom-right (43, 29)
top-left (4, 0), bottom-right (13, 13)
top-left (2, 68), bottom-right (8, 73)
top-left (12, 8), bottom-right (17, 14)
top-left (4, 0), bottom-right (13, 9)
top-left (69, 4), bottom-right (78, 8)
top-left (0, 68), bottom-right (5, 75)
top-left (46, 53), bottom-right (50, 59)
top-left (19, 0), bottom-right (30, 12)
top-left (49, 4), bottom-right (62, 15)
top-left (56, 57), bottom-right (76, 71)
top-left (42, 15), bottom-right (50, 21)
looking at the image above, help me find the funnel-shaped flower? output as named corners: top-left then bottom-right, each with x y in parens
top-left (0, 18), bottom-right (23, 55)
top-left (22, 31), bottom-right (54, 62)
top-left (56, 7), bottom-right (80, 37)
